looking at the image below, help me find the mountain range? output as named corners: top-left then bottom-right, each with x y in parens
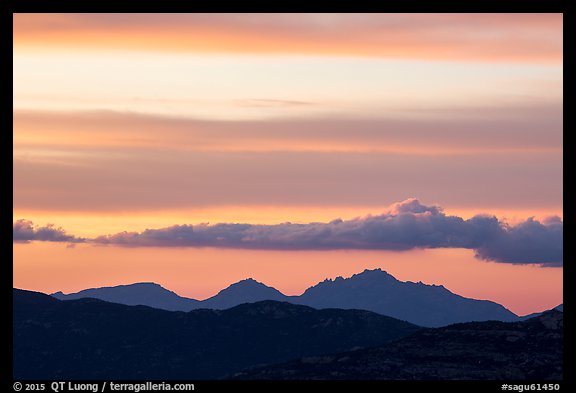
top-left (52, 269), bottom-right (528, 327)
top-left (14, 288), bottom-right (419, 379)
top-left (232, 309), bottom-right (563, 380)
top-left (14, 288), bottom-right (563, 380)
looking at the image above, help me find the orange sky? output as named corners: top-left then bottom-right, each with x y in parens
top-left (13, 14), bottom-right (562, 63)
top-left (13, 243), bottom-right (562, 316)
top-left (12, 206), bottom-right (564, 238)
top-left (13, 13), bottom-right (563, 315)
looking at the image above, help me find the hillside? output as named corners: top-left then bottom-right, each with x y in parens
top-left (14, 289), bottom-right (419, 379)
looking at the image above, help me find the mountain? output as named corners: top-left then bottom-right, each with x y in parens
top-left (518, 304), bottom-right (563, 321)
top-left (232, 310), bottom-right (563, 380)
top-left (294, 269), bottom-right (518, 327)
top-left (50, 269), bottom-right (520, 327)
top-left (52, 278), bottom-right (288, 312)
top-left (52, 282), bottom-right (200, 312)
top-left (14, 289), bottom-right (419, 380)
top-left (200, 278), bottom-right (289, 309)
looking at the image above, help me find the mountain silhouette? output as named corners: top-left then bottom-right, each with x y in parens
top-left (52, 282), bottom-right (199, 312)
top-left (518, 304), bottom-right (563, 321)
top-left (201, 278), bottom-right (288, 309)
top-left (14, 289), bottom-right (419, 379)
top-left (233, 309), bottom-right (563, 380)
top-left (52, 269), bottom-right (519, 327)
top-left (294, 269), bottom-right (518, 327)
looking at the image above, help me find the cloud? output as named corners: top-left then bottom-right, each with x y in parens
top-left (474, 217), bottom-right (563, 266)
top-left (14, 200), bottom-right (562, 266)
top-left (14, 108), bottom-right (563, 154)
top-left (13, 219), bottom-right (83, 243)
top-left (84, 199), bottom-right (561, 266)
top-left (13, 110), bottom-right (562, 213)
top-left (13, 14), bottom-right (562, 62)
top-left (236, 99), bottom-right (315, 108)
top-left (388, 198), bottom-right (443, 215)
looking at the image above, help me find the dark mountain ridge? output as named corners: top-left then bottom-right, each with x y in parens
top-left (201, 278), bottom-right (288, 309)
top-left (52, 269), bottom-right (519, 327)
top-left (232, 309), bottom-right (563, 380)
top-left (14, 288), bottom-right (419, 380)
top-left (53, 282), bottom-right (199, 311)
top-left (294, 269), bottom-right (518, 327)
top-left (518, 304), bottom-right (563, 321)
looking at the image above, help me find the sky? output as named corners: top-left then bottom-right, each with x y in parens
top-left (13, 13), bottom-right (563, 315)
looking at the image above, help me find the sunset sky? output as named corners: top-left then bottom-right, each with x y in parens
top-left (13, 13), bottom-right (563, 315)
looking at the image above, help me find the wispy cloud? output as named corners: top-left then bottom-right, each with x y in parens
top-left (13, 109), bottom-right (562, 154)
top-left (13, 108), bottom-right (562, 213)
top-left (14, 14), bottom-right (562, 62)
top-left (235, 99), bottom-right (315, 108)
top-left (13, 199), bottom-right (563, 266)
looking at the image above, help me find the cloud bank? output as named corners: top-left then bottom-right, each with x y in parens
top-left (14, 199), bottom-right (561, 266)
top-left (13, 219), bottom-right (83, 243)
top-left (474, 216), bottom-right (563, 266)
top-left (13, 111), bottom-right (562, 213)
top-left (14, 13), bottom-right (562, 62)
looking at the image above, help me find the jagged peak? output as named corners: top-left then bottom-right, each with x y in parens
top-left (305, 269), bottom-right (399, 293)
top-left (352, 268), bottom-right (397, 280)
top-left (318, 268), bottom-right (396, 283)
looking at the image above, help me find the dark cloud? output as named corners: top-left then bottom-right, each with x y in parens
top-left (87, 199), bottom-right (562, 266)
top-left (474, 217), bottom-right (563, 266)
top-left (13, 219), bottom-right (83, 243)
top-left (14, 200), bottom-right (561, 266)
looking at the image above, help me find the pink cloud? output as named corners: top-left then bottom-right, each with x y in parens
top-left (14, 13), bottom-right (562, 62)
